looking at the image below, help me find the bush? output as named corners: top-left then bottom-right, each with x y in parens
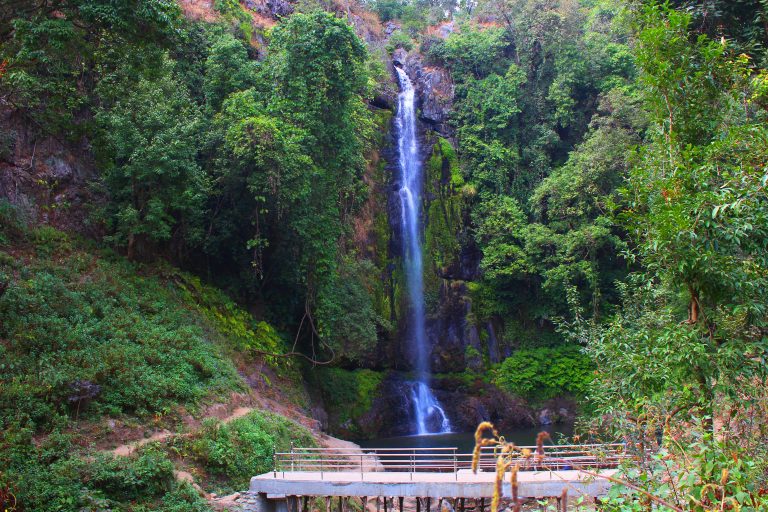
top-left (31, 225), bottom-right (72, 257)
top-left (0, 199), bottom-right (27, 246)
top-left (493, 345), bottom-right (593, 402)
top-left (0, 427), bottom-right (202, 512)
top-left (315, 368), bottom-right (384, 437)
top-left (0, 128), bottom-right (15, 162)
top-left (182, 410), bottom-right (316, 493)
top-left (0, 230), bottom-right (242, 429)
top-left (386, 30), bottom-right (413, 53)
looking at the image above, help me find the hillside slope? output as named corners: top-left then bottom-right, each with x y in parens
top-left (0, 204), bottom-right (327, 510)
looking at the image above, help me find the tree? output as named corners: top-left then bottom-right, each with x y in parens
top-left (581, 3), bottom-right (768, 434)
top-left (260, 11), bottom-right (374, 356)
top-left (203, 32), bottom-right (256, 113)
top-left (0, 0), bottom-right (180, 137)
top-left (96, 58), bottom-right (204, 260)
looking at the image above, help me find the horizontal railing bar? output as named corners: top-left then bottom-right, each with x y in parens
top-left (275, 457), bottom-right (630, 463)
top-left (278, 457), bottom-right (624, 467)
top-left (276, 453), bottom-right (625, 459)
top-left (276, 445), bottom-right (624, 456)
top-left (291, 443), bottom-right (624, 448)
top-left (289, 447), bottom-right (462, 451)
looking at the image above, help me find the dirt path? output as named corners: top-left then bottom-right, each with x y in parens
top-left (105, 397), bottom-right (383, 512)
top-left (109, 406), bottom-right (257, 457)
top-left (111, 430), bottom-right (175, 457)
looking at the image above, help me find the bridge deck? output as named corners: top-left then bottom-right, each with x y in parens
top-left (251, 469), bottom-right (617, 499)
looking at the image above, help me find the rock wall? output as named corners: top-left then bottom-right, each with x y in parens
top-left (386, 50), bottom-right (495, 376)
top-left (0, 110), bottom-right (100, 236)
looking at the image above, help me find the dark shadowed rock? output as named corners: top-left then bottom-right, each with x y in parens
top-left (398, 51), bottom-right (454, 137)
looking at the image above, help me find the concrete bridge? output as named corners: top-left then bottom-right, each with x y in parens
top-left (239, 444), bottom-right (627, 512)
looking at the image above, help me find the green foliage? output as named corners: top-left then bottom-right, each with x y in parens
top-left (0, 428), bottom-right (209, 512)
top-left (181, 410), bottom-right (316, 493)
top-left (95, 57), bottom-right (205, 261)
top-left (493, 345), bottom-right (593, 402)
top-left (316, 257), bottom-right (390, 362)
top-left (0, 229), bottom-right (241, 429)
top-left (175, 273), bottom-right (287, 364)
top-left (0, 199), bottom-right (28, 247)
top-left (424, 136), bottom-right (463, 300)
top-left (386, 30), bottom-right (414, 53)
top-left (433, 1), bottom-right (641, 355)
top-left (203, 32), bottom-right (256, 113)
top-left (0, 0), bottom-right (180, 137)
top-left (315, 368), bottom-right (384, 437)
top-left (473, 195), bottom-right (531, 283)
top-left (2, 0), bottom-right (382, 371)
top-left (213, 0), bottom-right (254, 40)
top-left (598, 417), bottom-right (768, 511)
top-left (558, 3), bottom-right (768, 508)
top-left (369, 0), bottom-right (408, 21)
top-left (434, 26), bottom-right (508, 79)
top-left (0, 128), bottom-right (15, 162)
top-left (594, 2), bottom-right (768, 414)
top-left (31, 225), bottom-right (73, 257)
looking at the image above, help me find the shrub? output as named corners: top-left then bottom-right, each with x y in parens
top-left (0, 231), bottom-right (242, 429)
top-left (0, 199), bottom-right (27, 246)
top-left (493, 345), bottom-right (593, 402)
top-left (31, 225), bottom-right (72, 257)
top-left (386, 30), bottom-right (413, 53)
top-left (0, 427), bottom-right (199, 512)
top-left (0, 128), bottom-right (15, 162)
top-left (315, 368), bottom-right (384, 436)
top-left (182, 410), bottom-right (316, 493)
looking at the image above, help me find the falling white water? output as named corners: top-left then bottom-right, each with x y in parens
top-left (394, 65), bottom-right (451, 435)
top-left (411, 381), bottom-right (452, 435)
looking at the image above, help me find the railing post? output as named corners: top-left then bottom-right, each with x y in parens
top-left (453, 448), bottom-right (457, 480)
top-left (291, 442), bottom-right (295, 472)
top-left (273, 445), bottom-right (277, 478)
top-left (360, 453), bottom-right (364, 481)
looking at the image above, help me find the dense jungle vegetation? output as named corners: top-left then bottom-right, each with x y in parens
top-left (1, 0), bottom-right (768, 509)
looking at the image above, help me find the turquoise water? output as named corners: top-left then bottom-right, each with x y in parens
top-left (358, 424), bottom-right (574, 453)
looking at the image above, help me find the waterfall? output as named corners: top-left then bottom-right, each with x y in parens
top-left (394, 65), bottom-right (451, 435)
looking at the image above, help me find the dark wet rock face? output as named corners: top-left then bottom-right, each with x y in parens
top-left (363, 375), bottom-right (542, 438)
top-left (427, 281), bottom-right (482, 374)
top-left (362, 376), bottom-right (419, 437)
top-left (393, 49), bottom-right (454, 137)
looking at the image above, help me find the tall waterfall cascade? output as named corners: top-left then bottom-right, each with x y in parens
top-left (394, 65), bottom-right (452, 435)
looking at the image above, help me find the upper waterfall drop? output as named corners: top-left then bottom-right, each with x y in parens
top-left (394, 65), bottom-right (452, 436)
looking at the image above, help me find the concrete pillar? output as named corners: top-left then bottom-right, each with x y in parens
top-left (238, 492), bottom-right (277, 512)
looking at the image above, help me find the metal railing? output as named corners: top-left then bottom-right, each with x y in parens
top-left (272, 443), bottom-right (628, 479)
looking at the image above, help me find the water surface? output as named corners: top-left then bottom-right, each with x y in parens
top-left (358, 424), bottom-right (574, 453)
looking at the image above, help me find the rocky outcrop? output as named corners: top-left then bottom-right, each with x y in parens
top-left (360, 373), bottom-right (545, 438)
top-left (440, 383), bottom-right (537, 434)
top-left (392, 49), bottom-right (454, 137)
top-left (0, 111), bottom-right (99, 235)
